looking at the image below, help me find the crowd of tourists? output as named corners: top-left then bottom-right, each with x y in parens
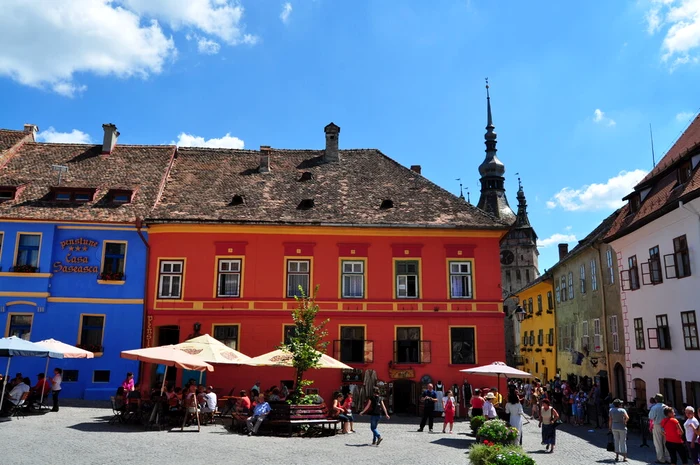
top-left (0, 368), bottom-right (63, 416)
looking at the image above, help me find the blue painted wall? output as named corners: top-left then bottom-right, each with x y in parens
top-left (0, 222), bottom-right (145, 400)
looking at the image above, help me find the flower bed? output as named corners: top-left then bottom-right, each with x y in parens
top-left (469, 443), bottom-right (535, 465)
top-left (477, 419), bottom-right (519, 445)
top-left (469, 415), bottom-right (486, 433)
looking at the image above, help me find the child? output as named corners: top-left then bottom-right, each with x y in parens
top-left (342, 392), bottom-right (355, 433)
top-left (442, 390), bottom-right (456, 433)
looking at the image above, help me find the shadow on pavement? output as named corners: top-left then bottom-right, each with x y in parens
top-left (67, 421), bottom-right (145, 433)
top-left (431, 437), bottom-right (469, 449)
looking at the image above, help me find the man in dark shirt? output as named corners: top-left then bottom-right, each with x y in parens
top-left (418, 383), bottom-right (438, 432)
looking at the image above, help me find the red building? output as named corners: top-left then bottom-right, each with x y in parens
top-left (143, 123), bottom-right (509, 414)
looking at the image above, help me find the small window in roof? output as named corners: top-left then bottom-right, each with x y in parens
top-left (629, 194), bottom-right (641, 214)
top-left (380, 199), bottom-right (394, 209)
top-left (230, 194), bottom-right (245, 206)
top-left (74, 192), bottom-right (91, 202)
top-left (108, 189), bottom-right (133, 204)
top-left (299, 172), bottom-right (314, 182)
top-left (297, 198), bottom-right (315, 210)
top-left (55, 191), bottom-right (72, 202)
top-left (679, 160), bottom-right (693, 184)
top-left (0, 188), bottom-right (15, 201)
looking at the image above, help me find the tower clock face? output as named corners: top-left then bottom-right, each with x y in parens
top-left (500, 250), bottom-right (514, 265)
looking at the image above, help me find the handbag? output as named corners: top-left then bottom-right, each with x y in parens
top-left (606, 432), bottom-right (615, 452)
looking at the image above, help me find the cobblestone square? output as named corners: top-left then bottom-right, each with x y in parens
top-left (0, 404), bottom-right (663, 465)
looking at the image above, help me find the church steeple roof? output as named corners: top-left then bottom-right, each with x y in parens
top-left (478, 80), bottom-right (505, 178)
top-left (514, 178), bottom-right (533, 230)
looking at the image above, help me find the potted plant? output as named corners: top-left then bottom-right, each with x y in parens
top-left (12, 264), bottom-right (38, 273)
top-left (99, 271), bottom-right (125, 281)
top-left (477, 419), bottom-right (519, 445)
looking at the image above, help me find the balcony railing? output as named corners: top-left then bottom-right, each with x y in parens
top-left (393, 340), bottom-right (431, 364)
top-left (333, 340), bottom-right (374, 364)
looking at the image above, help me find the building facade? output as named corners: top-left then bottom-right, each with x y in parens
top-left (513, 276), bottom-right (555, 381)
top-left (142, 123), bottom-right (510, 413)
top-left (606, 114), bottom-right (700, 411)
top-left (0, 124), bottom-right (175, 399)
top-left (551, 212), bottom-right (623, 398)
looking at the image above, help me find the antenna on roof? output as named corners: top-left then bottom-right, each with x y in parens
top-left (649, 123), bottom-right (656, 168)
top-left (51, 164), bottom-right (68, 186)
top-left (456, 178), bottom-right (464, 199)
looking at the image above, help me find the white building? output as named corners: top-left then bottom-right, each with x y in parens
top-left (605, 114), bottom-right (700, 412)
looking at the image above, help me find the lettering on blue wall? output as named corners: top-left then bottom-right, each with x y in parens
top-left (54, 237), bottom-right (100, 273)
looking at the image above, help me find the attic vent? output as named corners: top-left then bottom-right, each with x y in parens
top-left (299, 172), bottom-right (314, 182)
top-left (230, 194), bottom-right (245, 206)
top-left (380, 199), bottom-right (394, 209)
top-left (297, 198), bottom-right (315, 210)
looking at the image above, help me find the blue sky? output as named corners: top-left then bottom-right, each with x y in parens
top-left (0, 0), bottom-right (699, 270)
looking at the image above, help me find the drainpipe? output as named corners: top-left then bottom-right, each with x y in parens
top-left (135, 217), bottom-right (150, 385)
top-left (592, 243), bottom-right (613, 394)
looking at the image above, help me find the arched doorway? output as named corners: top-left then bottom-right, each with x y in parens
top-left (633, 378), bottom-right (647, 408)
top-left (614, 363), bottom-right (626, 401)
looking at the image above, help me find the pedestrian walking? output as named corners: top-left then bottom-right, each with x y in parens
top-left (417, 383), bottom-right (438, 432)
top-left (538, 399), bottom-right (559, 453)
top-left (661, 406), bottom-right (688, 464)
top-left (608, 399), bottom-right (629, 462)
top-left (360, 387), bottom-right (390, 446)
top-left (442, 389), bottom-right (456, 433)
top-left (650, 393), bottom-right (672, 463)
top-left (505, 392), bottom-right (524, 445)
top-left (51, 368), bottom-right (62, 412)
top-left (683, 406), bottom-right (700, 465)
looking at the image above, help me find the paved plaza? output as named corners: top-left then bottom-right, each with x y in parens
top-left (0, 403), bottom-right (661, 465)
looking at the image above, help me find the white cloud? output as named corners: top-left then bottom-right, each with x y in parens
top-left (197, 37), bottom-right (221, 55)
top-left (546, 169), bottom-right (648, 211)
top-left (121, 0), bottom-right (258, 45)
top-left (36, 127), bottom-right (91, 144)
top-left (0, 0), bottom-right (175, 97)
top-left (676, 111), bottom-right (696, 122)
top-left (537, 233), bottom-right (577, 249)
top-left (646, 0), bottom-right (700, 67)
top-left (593, 108), bottom-right (616, 127)
top-left (281, 3), bottom-right (293, 24)
top-left (173, 132), bottom-right (245, 149)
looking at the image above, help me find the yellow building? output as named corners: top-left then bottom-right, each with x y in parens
top-left (514, 274), bottom-right (556, 382)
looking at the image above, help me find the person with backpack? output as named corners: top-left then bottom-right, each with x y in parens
top-left (360, 387), bottom-right (390, 446)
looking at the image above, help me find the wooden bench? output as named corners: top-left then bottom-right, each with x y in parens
top-left (259, 402), bottom-right (339, 437)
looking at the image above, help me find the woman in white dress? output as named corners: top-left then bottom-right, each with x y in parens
top-left (505, 392), bottom-right (524, 445)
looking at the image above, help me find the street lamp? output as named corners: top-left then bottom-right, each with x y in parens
top-left (514, 305), bottom-right (526, 323)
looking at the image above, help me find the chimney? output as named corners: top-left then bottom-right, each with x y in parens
top-left (23, 124), bottom-right (38, 141)
top-left (101, 123), bottom-right (119, 154)
top-left (259, 145), bottom-right (271, 173)
top-left (410, 165), bottom-right (422, 175)
top-left (558, 243), bottom-right (569, 260)
top-left (324, 122), bottom-right (340, 163)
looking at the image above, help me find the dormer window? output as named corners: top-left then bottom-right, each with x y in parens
top-left (230, 194), bottom-right (245, 206)
top-left (380, 199), bottom-right (394, 209)
top-left (0, 187), bottom-right (16, 201)
top-left (629, 194), bottom-right (641, 214)
top-left (297, 199), bottom-right (315, 210)
top-left (107, 189), bottom-right (133, 205)
top-left (299, 172), bottom-right (314, 182)
top-left (679, 160), bottom-right (692, 184)
top-left (52, 188), bottom-right (96, 203)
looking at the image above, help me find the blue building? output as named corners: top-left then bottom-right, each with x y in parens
top-left (0, 124), bottom-right (175, 399)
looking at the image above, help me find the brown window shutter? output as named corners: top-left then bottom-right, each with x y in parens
top-left (674, 380), bottom-right (683, 411)
top-left (686, 381), bottom-right (694, 408)
top-left (659, 378), bottom-right (665, 401)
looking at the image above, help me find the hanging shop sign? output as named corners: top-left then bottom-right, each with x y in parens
top-left (53, 237), bottom-right (100, 273)
top-left (389, 367), bottom-right (415, 379)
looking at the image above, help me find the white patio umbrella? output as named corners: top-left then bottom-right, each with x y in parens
top-left (248, 348), bottom-right (352, 370)
top-left (35, 339), bottom-right (94, 401)
top-left (174, 334), bottom-right (253, 383)
top-left (0, 337), bottom-right (63, 405)
top-left (460, 361), bottom-right (533, 394)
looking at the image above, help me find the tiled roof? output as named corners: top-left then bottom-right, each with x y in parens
top-left (0, 129), bottom-right (31, 166)
top-left (0, 142), bottom-right (175, 223)
top-left (606, 115), bottom-right (700, 241)
top-left (637, 114), bottom-right (700, 187)
top-left (149, 148), bottom-right (510, 229)
top-left (562, 209), bottom-right (620, 261)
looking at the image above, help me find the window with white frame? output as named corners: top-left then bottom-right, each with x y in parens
top-left (449, 261), bottom-right (473, 298)
top-left (287, 260), bottom-right (310, 298)
top-left (591, 259), bottom-right (598, 291)
top-left (395, 260), bottom-right (419, 298)
top-left (634, 318), bottom-right (645, 350)
top-left (213, 325), bottom-right (239, 349)
top-left (610, 315), bottom-right (620, 352)
top-left (568, 272), bottom-right (574, 300)
top-left (606, 249), bottom-right (615, 284)
top-left (158, 260), bottom-right (183, 299)
top-left (217, 259), bottom-right (241, 297)
top-left (580, 264), bottom-right (586, 294)
top-left (582, 320), bottom-right (590, 350)
top-left (593, 318), bottom-right (602, 352)
top-left (342, 260), bottom-right (365, 298)
top-left (555, 282), bottom-right (561, 303)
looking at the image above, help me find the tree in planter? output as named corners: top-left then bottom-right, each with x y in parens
top-left (280, 286), bottom-right (329, 403)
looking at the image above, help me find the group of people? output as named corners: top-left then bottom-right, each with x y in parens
top-left (417, 383), bottom-right (459, 434)
top-left (0, 368), bottom-right (62, 416)
top-left (648, 393), bottom-right (700, 465)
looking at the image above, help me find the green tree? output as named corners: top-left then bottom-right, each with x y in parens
top-left (281, 286), bottom-right (329, 403)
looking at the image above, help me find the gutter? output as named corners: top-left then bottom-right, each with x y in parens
top-left (135, 217), bottom-right (150, 384)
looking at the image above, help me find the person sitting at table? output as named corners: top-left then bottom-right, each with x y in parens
top-left (202, 386), bottom-right (217, 413)
top-left (280, 384), bottom-right (289, 401)
top-left (165, 385), bottom-right (176, 400)
top-left (121, 372), bottom-right (135, 393)
top-left (114, 386), bottom-right (126, 410)
top-left (28, 373), bottom-right (51, 408)
top-left (230, 390), bottom-right (251, 432)
top-left (268, 387), bottom-right (281, 402)
top-left (246, 394), bottom-right (271, 436)
top-left (1, 377), bottom-right (30, 415)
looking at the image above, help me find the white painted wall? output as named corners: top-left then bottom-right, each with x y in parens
top-left (610, 197), bottom-right (700, 404)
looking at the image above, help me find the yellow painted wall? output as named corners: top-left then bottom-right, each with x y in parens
top-left (516, 279), bottom-right (557, 382)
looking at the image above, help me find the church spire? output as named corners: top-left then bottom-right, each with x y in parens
top-left (514, 178), bottom-right (532, 228)
top-left (485, 78), bottom-right (496, 147)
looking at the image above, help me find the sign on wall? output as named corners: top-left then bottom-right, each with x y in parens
top-left (53, 238), bottom-right (100, 273)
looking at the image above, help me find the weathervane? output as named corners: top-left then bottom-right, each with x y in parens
top-left (456, 178), bottom-right (464, 199)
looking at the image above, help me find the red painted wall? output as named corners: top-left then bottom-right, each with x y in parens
top-left (143, 227), bottom-right (506, 410)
